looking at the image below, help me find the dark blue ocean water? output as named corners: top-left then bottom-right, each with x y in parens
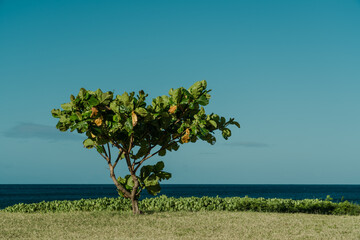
top-left (1, 184), bottom-right (360, 209)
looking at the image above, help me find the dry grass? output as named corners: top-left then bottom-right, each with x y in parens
top-left (1, 211), bottom-right (360, 239)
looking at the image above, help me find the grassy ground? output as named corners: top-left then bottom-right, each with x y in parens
top-left (1, 211), bottom-right (360, 240)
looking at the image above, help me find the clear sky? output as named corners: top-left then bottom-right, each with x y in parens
top-left (1, 0), bottom-right (359, 184)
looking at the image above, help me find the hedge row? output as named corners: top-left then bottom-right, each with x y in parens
top-left (2, 196), bottom-right (360, 215)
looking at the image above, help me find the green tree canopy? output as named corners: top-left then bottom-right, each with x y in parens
top-left (52, 80), bottom-right (239, 214)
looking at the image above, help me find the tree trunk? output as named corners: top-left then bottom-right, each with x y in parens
top-left (131, 198), bottom-right (141, 214)
top-left (130, 183), bottom-right (142, 214)
top-left (130, 167), bottom-right (142, 214)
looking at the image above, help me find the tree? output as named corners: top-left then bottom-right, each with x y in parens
top-left (51, 80), bottom-right (239, 214)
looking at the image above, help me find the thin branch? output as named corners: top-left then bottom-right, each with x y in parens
top-left (128, 134), bottom-right (134, 153)
top-left (102, 145), bottom-right (108, 158)
top-left (134, 126), bottom-right (187, 170)
top-left (134, 147), bottom-right (162, 171)
top-left (134, 140), bottom-right (180, 173)
top-left (106, 142), bottom-right (111, 161)
top-left (113, 149), bottom-right (123, 169)
top-left (111, 140), bottom-right (126, 153)
top-left (98, 151), bottom-right (110, 164)
top-left (132, 159), bottom-right (136, 170)
top-left (125, 153), bottom-right (134, 175)
top-left (168, 105), bottom-right (189, 131)
top-left (134, 142), bottom-right (155, 165)
top-left (135, 187), bottom-right (143, 197)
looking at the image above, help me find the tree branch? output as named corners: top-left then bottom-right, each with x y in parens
top-left (135, 186), bottom-right (143, 197)
top-left (134, 139), bottom-right (180, 173)
top-left (108, 163), bottom-right (131, 198)
top-left (98, 150), bottom-right (110, 164)
top-left (106, 142), bottom-right (111, 161)
top-left (128, 134), bottom-right (134, 153)
top-left (125, 153), bottom-right (134, 175)
top-left (113, 150), bottom-right (123, 169)
top-left (111, 140), bottom-right (126, 153)
top-left (102, 145), bottom-right (108, 158)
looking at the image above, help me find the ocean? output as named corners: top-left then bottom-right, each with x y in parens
top-left (1, 184), bottom-right (360, 209)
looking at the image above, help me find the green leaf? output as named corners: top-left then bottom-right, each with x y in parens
top-left (124, 118), bottom-right (133, 131)
top-left (155, 161), bottom-right (165, 171)
top-left (117, 175), bottom-right (134, 192)
top-left (112, 114), bottom-right (121, 122)
top-left (152, 95), bottom-right (170, 111)
top-left (171, 143), bottom-right (180, 151)
top-left (126, 176), bottom-right (134, 188)
top-left (134, 145), bottom-right (148, 159)
top-left (169, 88), bottom-right (182, 104)
top-left (56, 122), bottom-right (68, 132)
top-left (78, 88), bottom-right (86, 99)
top-left (220, 117), bottom-right (226, 125)
top-left (161, 95), bottom-right (170, 107)
top-left (188, 80), bottom-right (207, 98)
top-left (69, 114), bottom-right (79, 121)
top-left (144, 183), bottom-right (161, 196)
top-left (82, 110), bottom-right (92, 119)
top-left (209, 120), bottom-right (217, 128)
top-left (180, 97), bottom-right (189, 105)
top-left (61, 103), bottom-right (73, 111)
top-left (222, 128), bottom-right (231, 140)
top-left (51, 109), bottom-right (61, 118)
top-left (139, 161), bottom-right (170, 181)
top-left (140, 165), bottom-right (152, 180)
top-left (211, 114), bottom-right (220, 123)
top-left (135, 107), bottom-right (147, 117)
top-left (76, 112), bottom-right (82, 121)
top-left (59, 115), bottom-right (70, 124)
top-left (110, 101), bottom-right (120, 113)
top-left (96, 90), bottom-right (113, 104)
top-left (117, 176), bottom-right (126, 185)
top-left (140, 163), bottom-right (171, 195)
top-left (95, 89), bottom-right (103, 98)
top-left (117, 92), bottom-right (132, 108)
top-left (83, 139), bottom-right (95, 149)
top-left (119, 105), bottom-right (131, 113)
top-left (72, 121), bottom-right (88, 133)
top-left (157, 171), bottom-right (171, 180)
top-left (95, 145), bottom-right (105, 154)
top-left (88, 96), bottom-right (100, 107)
top-left (233, 121), bottom-right (240, 128)
top-left (197, 94), bottom-right (209, 106)
top-left (199, 127), bottom-right (209, 136)
top-left (206, 135), bottom-right (216, 145)
top-left (143, 175), bottom-right (159, 186)
top-left (189, 102), bottom-right (198, 110)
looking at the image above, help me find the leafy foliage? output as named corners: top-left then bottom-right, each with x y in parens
top-left (51, 80), bottom-right (239, 151)
top-left (51, 81), bottom-right (240, 209)
top-left (3, 196), bottom-right (360, 215)
top-left (117, 162), bottom-right (171, 196)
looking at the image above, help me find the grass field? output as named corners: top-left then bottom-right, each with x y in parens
top-left (1, 211), bottom-right (360, 239)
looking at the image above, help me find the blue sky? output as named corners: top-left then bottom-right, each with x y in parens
top-left (1, 0), bottom-right (359, 184)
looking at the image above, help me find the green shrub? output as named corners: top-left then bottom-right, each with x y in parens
top-left (2, 196), bottom-right (360, 215)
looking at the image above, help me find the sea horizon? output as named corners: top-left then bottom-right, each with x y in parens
top-left (1, 184), bottom-right (360, 209)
